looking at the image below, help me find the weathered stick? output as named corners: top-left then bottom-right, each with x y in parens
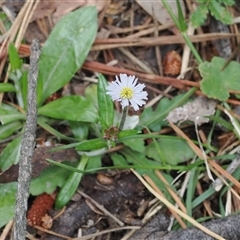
top-left (129, 213), bottom-right (240, 240)
top-left (13, 39), bottom-right (40, 240)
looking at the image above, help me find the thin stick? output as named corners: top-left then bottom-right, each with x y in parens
top-left (77, 190), bottom-right (125, 227)
top-left (13, 39), bottom-right (40, 240)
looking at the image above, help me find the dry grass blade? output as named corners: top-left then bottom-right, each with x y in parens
top-left (92, 33), bottom-right (237, 51)
top-left (169, 122), bottom-right (240, 199)
top-left (155, 170), bottom-right (187, 214)
top-left (143, 174), bottom-right (187, 229)
top-left (0, 1), bottom-right (39, 105)
top-left (33, 226), bottom-right (70, 239)
top-left (209, 160), bottom-right (240, 189)
top-left (196, 182), bottom-right (213, 217)
top-left (0, 220), bottom-right (13, 240)
top-left (210, 167), bottom-right (240, 202)
top-left (131, 169), bottom-right (225, 240)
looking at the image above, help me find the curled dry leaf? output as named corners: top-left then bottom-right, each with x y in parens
top-left (166, 96), bottom-right (217, 125)
top-left (163, 50), bottom-right (182, 76)
top-left (41, 214), bottom-right (53, 229)
top-left (96, 173), bottom-right (114, 186)
top-left (53, 0), bottom-right (106, 22)
top-left (30, 0), bottom-right (56, 22)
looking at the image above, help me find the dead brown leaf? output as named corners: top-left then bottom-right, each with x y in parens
top-left (135, 0), bottom-right (186, 25)
top-left (53, 0), bottom-right (107, 21)
top-left (31, 0), bottom-right (107, 23)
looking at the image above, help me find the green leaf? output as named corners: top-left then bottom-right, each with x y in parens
top-left (48, 142), bottom-right (81, 152)
top-left (0, 136), bottom-right (22, 171)
top-left (111, 153), bottom-right (128, 166)
top-left (38, 95), bottom-right (97, 122)
top-left (199, 57), bottom-right (240, 101)
top-left (121, 138), bottom-right (145, 153)
top-left (0, 182), bottom-right (17, 228)
top-left (37, 6), bottom-right (98, 105)
top-left (190, 5), bottom-right (208, 27)
top-left (0, 83), bottom-right (16, 92)
top-left (139, 94), bottom-right (185, 131)
top-left (8, 43), bottom-right (24, 108)
top-left (121, 148), bottom-right (174, 201)
top-left (218, 0), bottom-right (235, 6)
top-left (30, 161), bottom-right (78, 195)
top-left (0, 121), bottom-right (22, 140)
top-left (209, 1), bottom-right (233, 25)
top-left (0, 106), bottom-right (24, 125)
top-left (55, 155), bottom-right (88, 209)
top-left (69, 121), bottom-right (89, 139)
top-left (0, 103), bottom-right (18, 112)
top-left (97, 74), bottom-right (114, 129)
top-left (37, 117), bottom-right (78, 141)
top-left (191, 0), bottom-right (233, 27)
top-left (85, 155), bottom-right (102, 172)
top-left (208, 115), bottom-right (233, 131)
top-left (9, 70), bottom-right (24, 108)
top-left (8, 43), bottom-right (22, 70)
top-left (85, 84), bottom-right (98, 108)
top-left (176, 0), bottom-right (187, 32)
top-left (47, 156), bottom-right (202, 173)
top-left (118, 129), bottom-right (139, 139)
top-left (20, 71), bottom-right (28, 109)
top-left (145, 137), bottom-right (195, 165)
top-left (0, 112), bottom-right (25, 125)
top-left (97, 117), bottom-right (108, 131)
top-left (186, 167), bottom-right (200, 226)
top-left (77, 148), bottom-right (107, 157)
top-left (76, 138), bottom-right (107, 151)
top-left (0, 12), bottom-right (11, 30)
top-left (192, 186), bottom-right (215, 209)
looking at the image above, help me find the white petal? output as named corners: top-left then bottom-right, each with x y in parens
top-left (106, 74), bottom-right (148, 111)
top-left (134, 91), bottom-right (148, 100)
top-left (133, 83), bottom-right (145, 91)
top-left (121, 98), bottom-right (129, 108)
top-left (129, 100), bottom-right (140, 111)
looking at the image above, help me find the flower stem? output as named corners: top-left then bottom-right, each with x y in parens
top-left (119, 106), bottom-right (128, 131)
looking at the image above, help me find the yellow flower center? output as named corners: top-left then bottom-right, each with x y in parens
top-left (120, 87), bottom-right (133, 99)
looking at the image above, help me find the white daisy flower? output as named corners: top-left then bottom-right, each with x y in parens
top-left (106, 74), bottom-right (148, 111)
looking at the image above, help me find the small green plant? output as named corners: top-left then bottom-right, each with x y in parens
top-left (48, 73), bottom-right (199, 209)
top-left (0, 6), bottom-right (98, 171)
top-left (190, 0), bottom-right (234, 27)
top-left (1, 0), bottom-right (240, 232)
